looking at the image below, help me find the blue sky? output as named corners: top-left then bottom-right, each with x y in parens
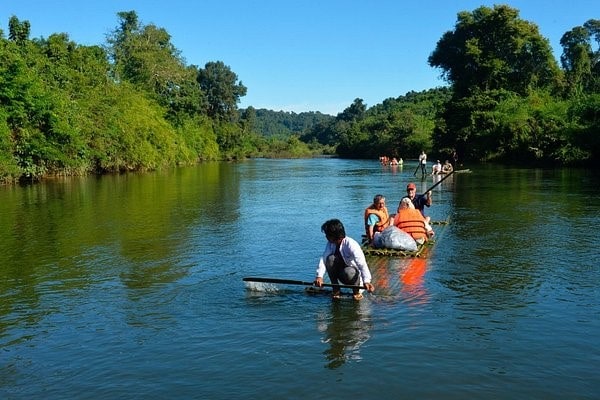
top-left (2, 1), bottom-right (597, 115)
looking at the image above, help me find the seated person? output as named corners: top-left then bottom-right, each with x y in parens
top-left (364, 194), bottom-right (390, 245)
top-left (432, 160), bottom-right (442, 175)
top-left (393, 197), bottom-right (432, 245)
top-left (442, 160), bottom-right (454, 174)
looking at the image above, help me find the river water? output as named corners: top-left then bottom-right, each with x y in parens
top-left (1, 159), bottom-right (599, 399)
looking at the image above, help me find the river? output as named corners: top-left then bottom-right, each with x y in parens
top-left (1, 158), bottom-right (599, 399)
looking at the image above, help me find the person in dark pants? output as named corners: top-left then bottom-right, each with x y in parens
top-left (314, 219), bottom-right (375, 300)
top-left (418, 151), bottom-right (427, 176)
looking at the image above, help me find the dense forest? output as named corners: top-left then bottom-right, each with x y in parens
top-left (305, 5), bottom-right (600, 165)
top-left (1, 5), bottom-right (599, 184)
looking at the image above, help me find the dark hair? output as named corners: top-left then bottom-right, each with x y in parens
top-left (321, 219), bottom-right (346, 240)
top-left (373, 194), bottom-right (385, 204)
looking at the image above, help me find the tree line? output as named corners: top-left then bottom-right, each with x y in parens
top-left (304, 5), bottom-right (599, 165)
top-left (0, 11), bottom-right (325, 184)
top-left (1, 5), bottom-right (599, 184)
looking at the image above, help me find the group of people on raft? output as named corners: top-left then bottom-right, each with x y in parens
top-left (379, 155), bottom-right (403, 166)
top-left (311, 182), bottom-right (434, 300)
top-left (431, 159), bottom-right (454, 175)
top-left (364, 182), bottom-right (434, 248)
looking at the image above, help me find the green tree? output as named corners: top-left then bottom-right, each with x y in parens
top-left (337, 98), bottom-right (366, 122)
top-left (197, 61), bottom-right (247, 121)
top-left (560, 19), bottom-right (600, 96)
top-left (107, 11), bottom-right (203, 120)
top-left (428, 5), bottom-right (561, 97)
top-left (8, 16), bottom-right (30, 45)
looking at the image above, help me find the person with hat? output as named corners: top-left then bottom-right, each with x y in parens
top-left (403, 182), bottom-right (432, 219)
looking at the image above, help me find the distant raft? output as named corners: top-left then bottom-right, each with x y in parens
top-left (437, 168), bottom-right (471, 175)
top-left (362, 220), bottom-right (449, 257)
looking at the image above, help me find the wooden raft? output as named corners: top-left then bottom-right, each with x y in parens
top-left (361, 220), bottom-right (449, 258)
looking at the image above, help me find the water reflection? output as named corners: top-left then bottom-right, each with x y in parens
top-left (316, 300), bottom-right (372, 369)
top-left (399, 257), bottom-right (429, 305)
top-left (367, 256), bottom-right (430, 306)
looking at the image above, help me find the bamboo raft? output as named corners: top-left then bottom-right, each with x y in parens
top-left (361, 220), bottom-right (449, 257)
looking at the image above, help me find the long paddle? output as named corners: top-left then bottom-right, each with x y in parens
top-left (413, 162), bottom-right (420, 176)
top-left (243, 276), bottom-right (365, 290)
top-left (421, 169), bottom-right (455, 194)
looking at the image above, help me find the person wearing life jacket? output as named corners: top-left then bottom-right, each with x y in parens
top-left (394, 197), bottom-right (430, 245)
top-left (364, 194), bottom-right (390, 245)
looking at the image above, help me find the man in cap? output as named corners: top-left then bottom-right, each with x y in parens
top-left (403, 182), bottom-right (431, 219)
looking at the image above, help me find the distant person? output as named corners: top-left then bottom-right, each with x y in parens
top-left (390, 157), bottom-right (399, 166)
top-left (432, 160), bottom-right (442, 175)
top-left (364, 194), bottom-right (390, 245)
top-left (404, 182), bottom-right (431, 219)
top-left (394, 197), bottom-right (432, 245)
top-left (314, 219), bottom-right (375, 300)
top-left (452, 150), bottom-right (459, 166)
top-left (418, 151), bottom-right (427, 176)
top-left (442, 160), bottom-right (454, 174)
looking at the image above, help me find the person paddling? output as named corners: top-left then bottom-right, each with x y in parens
top-left (403, 182), bottom-right (431, 219)
top-left (314, 219), bottom-right (375, 300)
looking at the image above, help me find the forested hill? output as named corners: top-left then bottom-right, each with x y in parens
top-left (2, 5), bottom-right (599, 185)
top-left (242, 108), bottom-right (334, 137)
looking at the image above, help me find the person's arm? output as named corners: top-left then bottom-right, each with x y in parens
top-left (344, 238), bottom-right (375, 292)
top-left (314, 243), bottom-right (333, 286)
top-left (425, 191), bottom-right (432, 206)
top-left (366, 214), bottom-right (378, 242)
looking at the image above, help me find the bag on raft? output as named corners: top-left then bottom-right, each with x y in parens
top-left (376, 226), bottom-right (418, 251)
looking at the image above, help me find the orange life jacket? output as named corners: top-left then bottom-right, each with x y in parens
top-left (394, 209), bottom-right (428, 241)
top-left (364, 206), bottom-right (390, 236)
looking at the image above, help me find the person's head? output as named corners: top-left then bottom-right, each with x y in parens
top-left (398, 197), bottom-right (414, 211)
top-left (373, 194), bottom-right (385, 209)
top-left (406, 182), bottom-right (416, 198)
top-left (321, 219), bottom-right (346, 242)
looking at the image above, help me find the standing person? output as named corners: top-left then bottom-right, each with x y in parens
top-left (314, 219), bottom-right (375, 300)
top-left (418, 151), bottom-right (427, 176)
top-left (404, 182), bottom-right (431, 219)
top-left (364, 194), bottom-right (390, 245)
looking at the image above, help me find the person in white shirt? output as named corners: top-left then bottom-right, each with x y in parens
top-left (418, 151), bottom-right (427, 176)
top-left (314, 219), bottom-right (375, 300)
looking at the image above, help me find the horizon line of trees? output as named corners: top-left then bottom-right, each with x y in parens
top-left (303, 5), bottom-right (599, 166)
top-left (1, 11), bottom-right (327, 184)
top-left (2, 5), bottom-right (599, 185)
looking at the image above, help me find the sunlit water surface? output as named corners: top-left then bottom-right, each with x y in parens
top-left (1, 159), bottom-right (599, 399)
